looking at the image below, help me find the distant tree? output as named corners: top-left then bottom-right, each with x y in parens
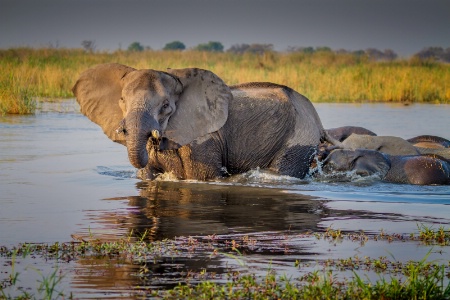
top-left (366, 48), bottom-right (383, 60)
top-left (442, 48), bottom-right (450, 62)
top-left (163, 41), bottom-right (186, 51)
top-left (227, 43), bottom-right (251, 54)
top-left (316, 46), bottom-right (332, 52)
top-left (195, 41), bottom-right (224, 52)
top-left (286, 46), bottom-right (315, 54)
top-left (128, 42), bottom-right (144, 52)
top-left (352, 50), bottom-right (366, 57)
top-left (383, 49), bottom-right (398, 61)
top-left (365, 48), bottom-right (398, 61)
top-left (81, 40), bottom-right (96, 53)
top-left (414, 47), bottom-right (449, 62)
top-left (228, 43), bottom-right (273, 55)
top-left (335, 49), bottom-right (351, 54)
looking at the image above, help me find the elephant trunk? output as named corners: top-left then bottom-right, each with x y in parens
top-left (125, 110), bottom-right (161, 169)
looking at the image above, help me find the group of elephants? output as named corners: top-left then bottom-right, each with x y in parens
top-left (73, 63), bottom-right (450, 185)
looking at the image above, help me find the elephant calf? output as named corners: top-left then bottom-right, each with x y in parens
top-left (325, 126), bottom-right (450, 159)
top-left (320, 149), bottom-right (450, 185)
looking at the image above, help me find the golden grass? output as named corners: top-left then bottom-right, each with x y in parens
top-left (0, 48), bottom-right (449, 114)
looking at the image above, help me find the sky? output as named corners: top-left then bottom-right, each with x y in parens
top-left (1, 0), bottom-right (449, 57)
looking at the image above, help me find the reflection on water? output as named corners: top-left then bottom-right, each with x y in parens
top-left (1, 101), bottom-right (449, 297)
top-left (121, 181), bottom-right (325, 239)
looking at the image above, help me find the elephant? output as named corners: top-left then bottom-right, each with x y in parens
top-left (73, 63), bottom-right (337, 181)
top-left (326, 126), bottom-right (377, 142)
top-left (319, 149), bottom-right (450, 185)
top-left (325, 126), bottom-right (449, 151)
top-left (407, 135), bottom-right (450, 149)
top-left (341, 134), bottom-right (420, 156)
top-left (339, 134), bottom-right (450, 160)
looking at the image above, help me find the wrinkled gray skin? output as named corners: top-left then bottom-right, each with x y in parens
top-left (341, 134), bottom-right (450, 160)
top-left (407, 135), bottom-right (450, 149)
top-left (73, 63), bottom-right (334, 180)
top-left (321, 149), bottom-right (450, 185)
top-left (342, 134), bottom-right (420, 155)
top-left (326, 126), bottom-right (377, 142)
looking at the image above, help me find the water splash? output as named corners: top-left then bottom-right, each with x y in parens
top-left (96, 166), bottom-right (136, 179)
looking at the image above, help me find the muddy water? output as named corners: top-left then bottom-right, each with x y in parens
top-left (1, 100), bottom-right (449, 297)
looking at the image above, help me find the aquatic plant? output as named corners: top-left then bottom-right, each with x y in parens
top-left (415, 223), bottom-right (450, 246)
top-left (1, 226), bottom-right (449, 299)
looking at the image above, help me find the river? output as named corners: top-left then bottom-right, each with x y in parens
top-left (0, 100), bottom-right (449, 298)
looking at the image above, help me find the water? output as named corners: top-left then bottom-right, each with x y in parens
top-left (1, 100), bottom-right (449, 298)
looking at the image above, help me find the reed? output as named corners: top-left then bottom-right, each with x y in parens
top-left (0, 70), bottom-right (36, 115)
top-left (1, 227), bottom-right (449, 299)
top-left (0, 48), bottom-right (449, 114)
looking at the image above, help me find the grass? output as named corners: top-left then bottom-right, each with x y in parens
top-left (165, 263), bottom-right (450, 300)
top-left (0, 47), bottom-right (449, 115)
top-left (0, 72), bottom-right (36, 115)
top-left (1, 225), bottom-right (449, 299)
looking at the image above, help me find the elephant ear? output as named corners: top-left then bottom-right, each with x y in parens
top-left (165, 68), bottom-right (231, 146)
top-left (72, 63), bottom-right (136, 145)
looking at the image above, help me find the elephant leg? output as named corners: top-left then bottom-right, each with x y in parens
top-left (270, 145), bottom-right (317, 178)
top-left (179, 135), bottom-right (225, 180)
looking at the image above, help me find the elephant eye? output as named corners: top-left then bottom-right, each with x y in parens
top-left (160, 101), bottom-right (172, 115)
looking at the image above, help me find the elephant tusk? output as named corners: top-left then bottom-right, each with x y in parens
top-left (151, 130), bottom-right (160, 139)
top-left (116, 125), bottom-right (126, 135)
top-left (116, 119), bottom-right (127, 135)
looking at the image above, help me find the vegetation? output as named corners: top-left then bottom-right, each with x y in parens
top-left (228, 43), bottom-right (274, 54)
top-left (194, 41), bottom-right (224, 52)
top-left (127, 41), bottom-right (145, 52)
top-left (0, 47), bottom-right (449, 115)
top-left (163, 40), bottom-right (186, 51)
top-left (0, 71), bottom-right (36, 115)
top-left (1, 225), bottom-right (449, 299)
top-left (415, 47), bottom-right (450, 62)
top-left (80, 40), bottom-right (96, 53)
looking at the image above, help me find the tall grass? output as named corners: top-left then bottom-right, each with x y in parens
top-left (0, 71), bottom-right (36, 115)
top-left (0, 48), bottom-right (449, 114)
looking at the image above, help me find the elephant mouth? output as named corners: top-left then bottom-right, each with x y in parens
top-left (150, 135), bottom-right (182, 151)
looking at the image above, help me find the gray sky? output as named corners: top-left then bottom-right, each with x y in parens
top-left (2, 0), bottom-right (449, 56)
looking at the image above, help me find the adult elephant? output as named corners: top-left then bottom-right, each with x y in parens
top-left (73, 63), bottom-right (336, 180)
top-left (319, 149), bottom-right (450, 185)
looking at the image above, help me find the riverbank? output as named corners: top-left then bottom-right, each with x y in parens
top-left (1, 48), bottom-right (449, 114)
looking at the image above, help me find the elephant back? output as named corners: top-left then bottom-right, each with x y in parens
top-left (416, 147), bottom-right (450, 160)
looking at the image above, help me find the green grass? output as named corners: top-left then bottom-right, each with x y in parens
top-left (1, 225), bottom-right (449, 299)
top-left (0, 72), bottom-right (36, 115)
top-left (0, 47), bottom-right (449, 115)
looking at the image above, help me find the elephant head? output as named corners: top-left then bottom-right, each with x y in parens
top-left (321, 149), bottom-right (391, 179)
top-left (342, 134), bottom-right (420, 156)
top-left (73, 63), bottom-right (232, 169)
